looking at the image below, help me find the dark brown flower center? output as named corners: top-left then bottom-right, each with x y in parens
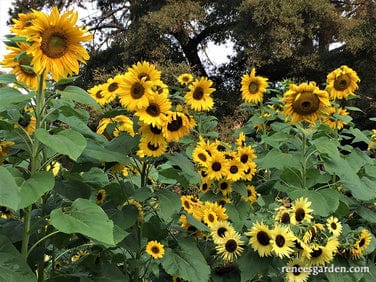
top-left (217, 227), bottom-right (228, 238)
top-left (293, 264), bottom-right (301, 276)
top-left (230, 165), bottom-right (238, 174)
top-left (248, 81), bottom-right (259, 94)
top-left (41, 29), bottom-right (68, 58)
top-left (193, 86), bottom-right (204, 100)
top-left (275, 234), bottom-right (286, 247)
top-left (151, 246), bottom-right (160, 254)
top-left (212, 162), bottom-right (222, 172)
top-left (310, 247), bottom-right (323, 258)
top-left (334, 74), bottom-right (350, 91)
top-left (225, 239), bottom-right (238, 253)
top-left (295, 208), bottom-right (306, 222)
top-left (150, 124), bottom-right (162, 134)
top-left (131, 82), bottom-right (145, 99)
top-left (220, 182), bottom-right (228, 190)
top-left (201, 183), bottom-right (209, 191)
top-left (208, 213), bottom-right (215, 222)
top-left (108, 82), bottom-right (119, 92)
top-left (331, 222), bottom-right (337, 230)
top-left (96, 90), bottom-right (104, 99)
top-left (147, 142), bottom-right (159, 151)
top-left (240, 154), bottom-right (249, 163)
top-left (359, 238), bottom-right (365, 248)
top-left (138, 72), bottom-right (150, 81)
top-left (198, 152), bottom-right (207, 162)
top-left (146, 103), bottom-right (160, 117)
top-left (292, 92), bottom-right (320, 115)
top-left (281, 212), bottom-right (290, 224)
top-left (257, 231), bottom-right (270, 246)
top-left (167, 116), bottom-right (183, 132)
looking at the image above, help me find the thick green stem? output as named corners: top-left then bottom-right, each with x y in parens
top-left (300, 129), bottom-right (307, 190)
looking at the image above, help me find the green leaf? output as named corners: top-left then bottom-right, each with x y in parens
top-left (0, 167), bottom-right (21, 210)
top-left (156, 189), bottom-right (181, 222)
top-left (57, 85), bottom-right (101, 111)
top-left (0, 235), bottom-right (36, 282)
top-left (35, 128), bottom-right (87, 161)
top-left (0, 73), bottom-right (17, 84)
top-left (50, 198), bottom-right (115, 245)
top-left (81, 139), bottom-right (129, 163)
top-left (161, 239), bottom-right (210, 282)
top-left (166, 152), bottom-right (200, 183)
top-left (238, 249), bottom-right (269, 282)
top-left (0, 87), bottom-right (34, 110)
top-left (357, 207), bottom-right (376, 224)
top-left (256, 149), bottom-right (300, 170)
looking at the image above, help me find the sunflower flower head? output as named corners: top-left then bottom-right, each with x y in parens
top-left (246, 221), bottom-right (273, 257)
top-left (326, 65), bottom-right (360, 100)
top-left (177, 73), bottom-right (194, 86)
top-left (184, 77), bottom-right (215, 111)
top-left (290, 197), bottom-right (313, 225)
top-left (240, 68), bottom-right (268, 104)
top-left (215, 229), bottom-right (244, 262)
top-left (146, 240), bottom-right (165, 259)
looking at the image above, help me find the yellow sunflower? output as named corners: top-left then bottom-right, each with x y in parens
top-left (282, 81), bottom-right (330, 124)
top-left (290, 197), bottom-right (313, 225)
top-left (135, 92), bottom-right (171, 127)
top-left (225, 158), bottom-right (245, 182)
top-left (203, 201), bottom-right (228, 221)
top-left (368, 129), bottom-right (376, 151)
top-left (71, 250), bottom-right (89, 262)
top-left (95, 189), bottom-right (106, 205)
top-left (177, 73), bottom-right (194, 86)
top-left (210, 221), bottom-right (235, 243)
top-left (246, 221), bottom-right (273, 257)
top-left (0, 206), bottom-right (14, 219)
top-left (192, 146), bottom-right (212, 168)
top-left (240, 68), bottom-right (268, 104)
top-left (10, 12), bottom-right (35, 35)
top-left (137, 138), bottom-right (167, 157)
top-left (88, 84), bottom-right (109, 106)
top-left (128, 61), bottom-right (161, 82)
top-left (200, 180), bottom-right (212, 193)
top-left (236, 132), bottom-right (246, 148)
top-left (242, 161), bottom-right (257, 181)
top-left (202, 209), bottom-right (218, 227)
top-left (162, 111), bottom-right (195, 142)
top-left (217, 179), bottom-right (232, 196)
top-left (46, 161), bottom-right (61, 176)
top-left (353, 228), bottom-right (372, 254)
top-left (326, 216), bottom-right (342, 237)
top-left (270, 225), bottom-right (296, 258)
top-left (18, 109), bottom-right (36, 135)
top-left (206, 151), bottom-right (228, 181)
top-left (322, 106), bottom-right (349, 130)
top-left (118, 71), bottom-right (153, 112)
top-left (0, 141), bottom-right (14, 165)
top-left (97, 115), bottom-right (134, 137)
top-left (284, 258), bottom-right (311, 282)
top-left (215, 229), bottom-right (244, 262)
top-left (184, 77), bottom-right (215, 111)
top-left (101, 74), bottom-right (123, 103)
top-left (307, 237), bottom-right (338, 266)
top-left (123, 199), bottom-right (144, 222)
top-left (326, 65), bottom-right (360, 100)
top-left (139, 122), bottom-right (166, 145)
top-left (303, 223), bottom-right (325, 244)
top-left (274, 206), bottom-right (291, 224)
top-left (23, 6), bottom-right (92, 81)
top-left (1, 43), bottom-right (41, 90)
top-left (146, 240), bottom-right (165, 259)
top-left (242, 185), bottom-right (258, 205)
top-left (150, 79), bottom-right (169, 96)
top-left (237, 145), bottom-right (257, 165)
top-left (180, 195), bottom-right (202, 214)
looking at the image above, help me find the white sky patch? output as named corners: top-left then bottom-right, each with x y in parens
top-left (199, 39), bottom-right (235, 67)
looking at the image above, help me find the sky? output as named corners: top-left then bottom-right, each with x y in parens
top-left (0, 0), bottom-right (232, 70)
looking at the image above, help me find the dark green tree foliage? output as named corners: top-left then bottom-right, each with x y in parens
top-left (6, 0), bottom-right (376, 125)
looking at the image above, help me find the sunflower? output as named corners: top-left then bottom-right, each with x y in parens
top-left (240, 68), bottom-right (268, 104)
top-left (112, 115), bottom-right (135, 137)
top-left (10, 12), bottom-right (35, 35)
top-left (275, 206), bottom-right (291, 224)
top-left (135, 92), bottom-right (171, 127)
top-left (204, 201), bottom-right (228, 221)
top-left (146, 240), bottom-right (165, 259)
top-left (246, 221), bottom-right (273, 257)
top-left (179, 214), bottom-right (204, 237)
top-left (202, 209), bottom-right (218, 227)
top-left (137, 138), bottom-right (167, 157)
top-left (210, 221), bottom-right (235, 243)
top-left (180, 195), bottom-right (201, 214)
top-left (18, 109), bottom-right (36, 135)
top-left (206, 152), bottom-right (228, 181)
top-left (128, 61), bottom-right (161, 82)
top-left (271, 225), bottom-right (296, 258)
top-left (217, 179), bottom-right (232, 196)
top-left (282, 81), bottom-right (330, 124)
top-left (307, 237), bottom-right (338, 266)
top-left (303, 223), bottom-right (325, 244)
top-left (242, 161), bottom-right (257, 181)
top-left (326, 65), bottom-right (360, 100)
top-left (71, 250), bottom-right (89, 262)
top-left (1, 43), bottom-right (41, 90)
top-left (326, 216), bottom-right (342, 237)
top-left (88, 84), bottom-right (109, 106)
top-left (95, 189), bottom-right (106, 205)
top-left (46, 161), bottom-right (61, 176)
top-left (150, 79), bottom-right (169, 96)
top-left (217, 197), bottom-right (231, 207)
top-left (192, 146), bottom-right (212, 168)
top-left (237, 145), bottom-right (257, 165)
top-left (353, 229), bottom-right (372, 254)
top-left (200, 180), bottom-right (212, 193)
top-left (293, 238), bottom-right (312, 260)
top-left (242, 185), bottom-right (258, 205)
top-left (177, 73), bottom-right (194, 86)
top-left (0, 141), bottom-right (14, 165)
top-left (322, 106), bottom-right (349, 130)
top-left (101, 75), bottom-right (123, 103)
top-left (184, 77), bottom-right (215, 111)
top-left (284, 258), bottom-right (311, 282)
top-left (236, 132), bottom-right (246, 147)
top-left (162, 111), bottom-right (195, 142)
top-left (368, 129), bottom-right (376, 151)
top-left (290, 197), bottom-right (313, 225)
top-left (123, 199), bottom-right (144, 222)
top-left (110, 163), bottom-right (130, 177)
top-left (23, 6), bottom-right (92, 81)
top-left (225, 158), bottom-right (245, 182)
top-left (139, 122), bottom-right (166, 145)
top-left (215, 230), bottom-right (244, 262)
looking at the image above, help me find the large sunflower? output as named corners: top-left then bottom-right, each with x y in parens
top-left (240, 68), bottom-right (268, 104)
top-left (135, 92), bottom-right (171, 127)
top-left (215, 230), bottom-right (244, 262)
top-left (326, 65), bottom-right (360, 100)
top-left (23, 6), bottom-right (92, 81)
top-left (284, 258), bottom-right (311, 282)
top-left (146, 240), bottom-right (165, 259)
top-left (184, 77), bottom-right (215, 111)
top-left (246, 221), bottom-right (273, 257)
top-left (162, 111), bottom-right (195, 142)
top-left (282, 82), bottom-right (330, 124)
top-left (290, 197), bottom-right (313, 225)
top-left (271, 225), bottom-right (296, 258)
top-left (1, 43), bottom-right (41, 89)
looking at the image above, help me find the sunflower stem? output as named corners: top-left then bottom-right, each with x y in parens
top-left (300, 128), bottom-right (308, 190)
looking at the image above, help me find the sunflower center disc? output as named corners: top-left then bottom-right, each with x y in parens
top-left (41, 32), bottom-right (68, 58)
top-left (198, 153), bottom-right (207, 162)
top-left (151, 246), bottom-right (160, 254)
top-left (295, 208), bottom-right (306, 222)
top-left (275, 234), bottom-right (286, 247)
top-left (167, 116), bottom-right (183, 131)
top-left (96, 90), bottom-right (104, 99)
top-left (193, 87), bottom-right (204, 100)
top-left (248, 82), bottom-right (259, 94)
top-left (334, 74), bottom-right (350, 91)
top-left (217, 227), bottom-right (227, 237)
top-left (310, 248), bottom-right (323, 258)
top-left (212, 162), bottom-right (222, 172)
top-left (225, 239), bottom-right (238, 252)
top-left (150, 124), bottom-right (162, 134)
top-left (292, 92), bottom-right (320, 115)
top-left (146, 103), bottom-right (160, 116)
top-left (108, 82), bottom-right (119, 92)
top-left (257, 231), bottom-right (270, 246)
top-left (131, 82), bottom-right (145, 99)
top-left (292, 264), bottom-right (301, 276)
top-left (147, 142), bottom-right (159, 151)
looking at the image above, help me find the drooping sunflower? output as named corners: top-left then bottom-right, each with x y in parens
top-left (322, 106), bottom-right (349, 130)
top-left (326, 65), bottom-right (360, 100)
top-left (95, 189), bottom-right (106, 205)
top-left (0, 141), bottom-right (14, 165)
top-left (135, 92), bottom-right (171, 127)
top-left (123, 199), bottom-right (144, 222)
top-left (246, 221), bottom-right (273, 257)
top-left (353, 228), bottom-right (372, 255)
top-left (118, 71), bottom-right (153, 112)
top-left (184, 77), bottom-right (215, 111)
top-left (274, 206), bottom-right (291, 224)
top-left (326, 216), bottom-right (342, 237)
top-left (206, 151), bottom-right (228, 181)
top-left (240, 68), bottom-right (268, 104)
top-left (270, 225), bottom-right (296, 258)
top-left (284, 258), bottom-right (311, 282)
top-left (18, 109), bottom-right (36, 135)
top-left (128, 61), bottom-right (161, 82)
top-left (282, 81), bottom-right (330, 124)
top-left (290, 197), bottom-right (313, 225)
top-left (215, 229), bottom-right (244, 262)
top-left (293, 238), bottom-right (312, 260)
top-left (1, 43), bottom-right (41, 89)
top-left (210, 221), bottom-right (235, 243)
top-left (177, 73), bottom-right (194, 86)
top-left (146, 240), bottom-right (165, 259)
top-left (242, 185), bottom-right (258, 205)
top-left (23, 6), bottom-right (93, 81)
top-left (97, 115), bottom-right (134, 137)
top-left (162, 111), bottom-right (195, 142)
top-left (303, 223), bottom-right (325, 244)
top-left (137, 138), bottom-right (167, 157)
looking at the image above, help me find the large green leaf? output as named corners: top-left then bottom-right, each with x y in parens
top-left (256, 149), bottom-right (300, 170)
top-left (57, 85), bottom-right (101, 111)
top-left (35, 128), bottom-right (87, 161)
top-left (0, 167), bottom-right (55, 210)
top-left (0, 87), bottom-right (34, 110)
top-left (161, 239), bottom-right (210, 282)
top-left (50, 198), bottom-right (115, 245)
top-left (156, 189), bottom-right (181, 222)
top-left (0, 234), bottom-right (36, 282)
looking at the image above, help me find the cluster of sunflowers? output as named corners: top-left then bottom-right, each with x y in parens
top-left (88, 61), bottom-right (217, 158)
